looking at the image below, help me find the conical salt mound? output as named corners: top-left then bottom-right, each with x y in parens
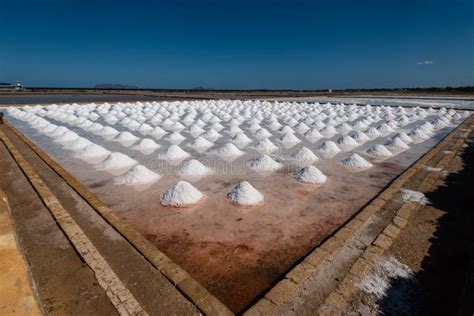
top-left (187, 136), bottom-right (214, 151)
top-left (76, 144), bottom-right (111, 161)
top-left (319, 126), bottom-right (337, 137)
top-left (278, 132), bottom-right (301, 146)
top-left (132, 138), bottom-right (160, 153)
top-left (365, 127), bottom-right (381, 139)
top-left (366, 144), bottom-right (393, 158)
top-left (317, 141), bottom-right (341, 158)
top-left (255, 139), bottom-right (279, 155)
top-left (340, 153), bottom-right (373, 170)
top-left (161, 181), bottom-right (204, 207)
top-left (68, 137), bottom-right (92, 151)
top-left (290, 147), bottom-right (319, 162)
top-left (351, 131), bottom-right (370, 144)
top-left (254, 128), bottom-right (272, 140)
top-left (304, 128), bottom-right (323, 143)
top-left (393, 132), bottom-right (413, 144)
top-left (165, 131), bottom-right (186, 143)
top-left (160, 145), bottom-right (191, 160)
top-left (232, 132), bottom-right (252, 145)
top-left (384, 136), bottom-right (409, 151)
top-left (177, 159), bottom-right (212, 178)
top-left (114, 131), bottom-right (139, 144)
top-left (408, 128), bottom-right (429, 143)
top-left (97, 152), bottom-right (138, 171)
top-left (336, 135), bottom-right (359, 150)
top-left (227, 181), bottom-right (264, 207)
top-left (42, 124), bottom-right (58, 134)
top-left (98, 126), bottom-right (119, 137)
top-left (294, 166), bottom-right (327, 184)
top-left (115, 165), bottom-right (161, 186)
top-left (54, 131), bottom-right (80, 144)
top-left (202, 129), bottom-right (222, 141)
top-left (247, 155), bottom-right (281, 172)
top-left (214, 143), bottom-right (244, 159)
top-left (49, 126), bottom-right (69, 137)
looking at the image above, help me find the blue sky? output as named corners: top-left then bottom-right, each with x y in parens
top-left (1, 0), bottom-right (473, 89)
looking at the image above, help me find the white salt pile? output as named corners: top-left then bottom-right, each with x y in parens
top-left (114, 165), bottom-right (161, 186)
top-left (319, 126), bottom-right (338, 137)
top-left (42, 124), bottom-right (58, 134)
top-left (160, 145), bottom-right (191, 161)
top-left (54, 130), bottom-right (80, 144)
top-left (68, 137), bottom-right (92, 151)
top-left (278, 132), bottom-right (301, 148)
top-left (202, 129), bottom-right (222, 141)
top-left (336, 135), bottom-right (359, 151)
top-left (177, 159), bottom-right (212, 178)
top-left (254, 128), bottom-right (272, 140)
top-left (161, 181), bottom-right (204, 207)
top-left (351, 131), bottom-right (370, 144)
top-left (290, 146), bottom-right (319, 163)
top-left (408, 128), bottom-right (429, 143)
top-left (254, 139), bottom-right (279, 155)
top-left (304, 128), bottom-right (323, 143)
top-left (49, 126), bottom-right (69, 137)
top-left (187, 136), bottom-right (214, 152)
top-left (366, 144), bottom-right (393, 159)
top-left (132, 138), bottom-right (160, 153)
top-left (97, 152), bottom-right (138, 171)
top-left (340, 153), bottom-right (373, 170)
top-left (165, 131), bottom-right (186, 144)
top-left (384, 136), bottom-right (409, 151)
top-left (400, 189), bottom-right (429, 205)
top-left (232, 132), bottom-right (252, 146)
top-left (365, 127), bottom-right (382, 139)
top-left (76, 144), bottom-right (111, 161)
top-left (98, 126), bottom-right (119, 137)
top-left (317, 141), bottom-right (341, 158)
top-left (213, 143), bottom-right (245, 159)
top-left (392, 132), bottom-right (413, 144)
top-left (114, 132), bottom-right (139, 145)
top-left (227, 181), bottom-right (264, 207)
top-left (293, 165), bottom-right (327, 184)
top-left (247, 155), bottom-right (281, 172)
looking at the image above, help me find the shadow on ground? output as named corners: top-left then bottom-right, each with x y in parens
top-left (377, 136), bottom-right (474, 315)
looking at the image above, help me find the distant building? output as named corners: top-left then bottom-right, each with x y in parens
top-left (0, 81), bottom-right (23, 90)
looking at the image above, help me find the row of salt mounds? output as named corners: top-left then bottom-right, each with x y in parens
top-left (227, 181), bottom-right (264, 207)
top-left (340, 153), bottom-right (373, 170)
top-left (115, 165), bottom-right (161, 186)
top-left (161, 181), bottom-right (204, 207)
top-left (294, 166), bottom-right (327, 184)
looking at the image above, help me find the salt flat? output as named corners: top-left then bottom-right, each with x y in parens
top-left (6, 99), bottom-right (470, 312)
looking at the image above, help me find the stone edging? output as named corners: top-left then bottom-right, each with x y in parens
top-left (244, 116), bottom-right (473, 315)
top-left (4, 122), bottom-right (233, 316)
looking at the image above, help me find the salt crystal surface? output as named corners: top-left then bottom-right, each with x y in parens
top-left (68, 137), bottom-right (92, 151)
top-left (161, 181), bottom-right (204, 207)
top-left (384, 136), bottom-right (409, 151)
top-left (76, 144), bottom-right (111, 161)
top-left (54, 131), bottom-right (80, 143)
top-left (227, 181), bottom-right (264, 207)
top-left (187, 136), bottom-right (214, 152)
top-left (294, 165), bottom-right (327, 184)
top-left (254, 139), bottom-right (279, 155)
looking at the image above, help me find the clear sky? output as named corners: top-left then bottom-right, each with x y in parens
top-left (1, 0), bottom-right (473, 89)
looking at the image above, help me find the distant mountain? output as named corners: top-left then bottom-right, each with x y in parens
top-left (94, 83), bottom-right (138, 89)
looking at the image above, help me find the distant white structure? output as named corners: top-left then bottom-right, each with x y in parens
top-left (0, 81), bottom-right (23, 90)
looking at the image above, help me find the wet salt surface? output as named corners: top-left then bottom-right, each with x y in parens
top-left (6, 100), bottom-right (467, 312)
